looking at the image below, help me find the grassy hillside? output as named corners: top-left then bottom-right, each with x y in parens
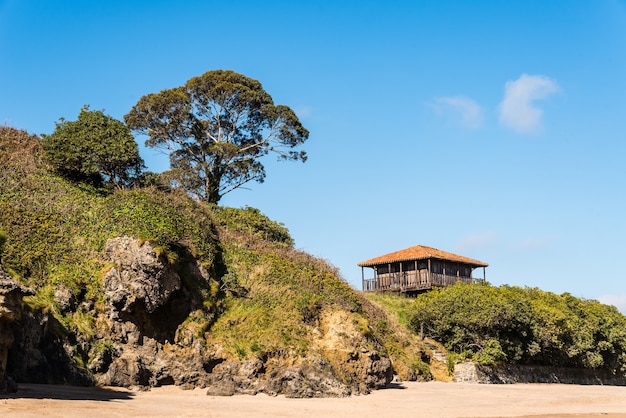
top-left (0, 126), bottom-right (430, 385)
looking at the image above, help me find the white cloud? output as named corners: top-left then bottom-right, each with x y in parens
top-left (434, 95), bottom-right (484, 130)
top-left (598, 293), bottom-right (626, 314)
top-left (498, 74), bottom-right (560, 134)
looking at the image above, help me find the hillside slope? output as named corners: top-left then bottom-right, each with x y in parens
top-left (0, 126), bottom-right (431, 396)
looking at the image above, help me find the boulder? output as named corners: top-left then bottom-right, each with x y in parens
top-left (103, 237), bottom-right (181, 315)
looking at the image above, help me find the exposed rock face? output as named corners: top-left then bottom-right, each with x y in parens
top-left (202, 310), bottom-right (394, 398)
top-left (98, 238), bottom-right (393, 396)
top-left (8, 310), bottom-right (95, 386)
top-left (53, 284), bottom-right (76, 314)
top-left (0, 265), bottom-right (34, 392)
top-left (103, 237), bottom-right (181, 316)
top-left (7, 237), bottom-right (395, 397)
top-left (97, 237), bottom-right (211, 387)
top-left (315, 310), bottom-right (393, 394)
top-left (204, 356), bottom-right (351, 398)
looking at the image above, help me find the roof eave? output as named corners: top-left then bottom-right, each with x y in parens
top-left (358, 257), bottom-right (489, 268)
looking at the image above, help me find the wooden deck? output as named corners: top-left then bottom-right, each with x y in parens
top-left (362, 271), bottom-right (473, 293)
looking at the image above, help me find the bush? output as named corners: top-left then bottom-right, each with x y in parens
top-left (409, 282), bottom-right (626, 372)
top-left (41, 106), bottom-right (144, 189)
top-left (213, 206), bottom-right (294, 246)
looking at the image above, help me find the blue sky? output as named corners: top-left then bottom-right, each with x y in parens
top-left (2, 1), bottom-right (626, 311)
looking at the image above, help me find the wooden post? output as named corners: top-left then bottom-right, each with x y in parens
top-left (361, 266), bottom-right (365, 291)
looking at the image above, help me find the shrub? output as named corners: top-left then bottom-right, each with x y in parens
top-left (213, 206), bottom-right (294, 246)
top-left (409, 282), bottom-right (626, 372)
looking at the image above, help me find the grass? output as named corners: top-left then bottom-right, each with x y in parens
top-left (0, 125), bottom-right (434, 384)
top-left (363, 292), bottom-right (417, 328)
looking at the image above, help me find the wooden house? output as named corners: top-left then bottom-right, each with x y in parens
top-left (358, 244), bottom-right (488, 294)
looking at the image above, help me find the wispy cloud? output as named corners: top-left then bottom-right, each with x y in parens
top-left (498, 74), bottom-right (560, 134)
top-left (598, 293), bottom-right (626, 314)
top-left (433, 95), bottom-right (484, 130)
top-left (295, 105), bottom-right (313, 119)
top-left (455, 232), bottom-right (499, 253)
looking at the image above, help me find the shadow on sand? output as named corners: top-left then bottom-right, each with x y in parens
top-left (382, 382), bottom-right (407, 390)
top-left (1, 383), bottom-right (135, 401)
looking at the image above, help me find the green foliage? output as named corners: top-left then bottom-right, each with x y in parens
top-left (41, 106), bottom-right (144, 189)
top-left (1, 126), bottom-right (429, 383)
top-left (410, 282), bottom-right (626, 372)
top-left (208, 231), bottom-right (361, 358)
top-left (124, 70), bottom-right (309, 203)
top-left (362, 292), bottom-right (432, 381)
top-left (134, 171), bottom-right (171, 191)
top-left (363, 292), bottom-right (416, 328)
top-left (0, 130), bottom-right (221, 313)
top-left (0, 229), bottom-right (6, 258)
top-left (213, 206), bottom-right (294, 246)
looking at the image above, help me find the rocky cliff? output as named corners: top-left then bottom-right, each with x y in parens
top-left (0, 265), bottom-right (34, 392)
top-left (7, 237), bottom-right (397, 397)
top-left (1, 126), bottom-right (429, 397)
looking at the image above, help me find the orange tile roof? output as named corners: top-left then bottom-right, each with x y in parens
top-left (357, 244), bottom-right (488, 268)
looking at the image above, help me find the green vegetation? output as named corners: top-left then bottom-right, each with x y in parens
top-left (409, 282), bottom-right (626, 373)
top-left (0, 229), bottom-right (6, 258)
top-left (1, 125), bottom-right (430, 383)
top-left (364, 292), bottom-right (416, 328)
top-left (0, 126), bottom-right (221, 330)
top-left (125, 70), bottom-right (309, 203)
top-left (361, 292), bottom-right (432, 380)
top-left (209, 229), bottom-right (360, 357)
top-left (213, 206), bottom-right (294, 246)
top-left (6, 116), bottom-right (624, 385)
top-left (41, 106), bottom-right (144, 189)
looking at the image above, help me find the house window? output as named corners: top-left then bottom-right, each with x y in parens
top-left (402, 261), bottom-right (416, 272)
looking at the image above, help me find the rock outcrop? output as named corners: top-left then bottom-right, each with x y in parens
top-left (97, 237), bottom-right (393, 396)
top-left (314, 310), bottom-right (393, 393)
top-left (204, 356), bottom-right (351, 398)
top-left (0, 265), bottom-right (34, 392)
top-left (7, 237), bottom-right (395, 397)
top-left (103, 237), bottom-right (182, 316)
top-left (202, 309), bottom-right (393, 397)
top-left (97, 237), bottom-right (213, 387)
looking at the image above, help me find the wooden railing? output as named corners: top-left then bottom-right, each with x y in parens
top-left (363, 271), bottom-right (473, 292)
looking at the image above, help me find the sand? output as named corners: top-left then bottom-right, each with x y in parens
top-left (2, 381), bottom-right (626, 418)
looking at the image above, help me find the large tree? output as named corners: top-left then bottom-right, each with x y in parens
top-left (124, 70), bottom-right (309, 203)
top-left (41, 106), bottom-right (144, 189)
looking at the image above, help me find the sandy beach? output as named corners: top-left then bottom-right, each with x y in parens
top-left (2, 381), bottom-right (626, 418)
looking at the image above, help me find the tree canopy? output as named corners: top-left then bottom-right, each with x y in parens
top-left (41, 106), bottom-right (144, 189)
top-left (124, 70), bottom-right (309, 204)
